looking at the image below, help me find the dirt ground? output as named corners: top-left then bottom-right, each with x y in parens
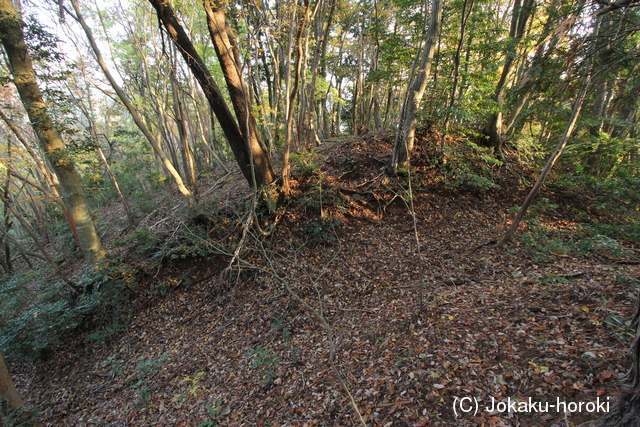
top-left (8, 133), bottom-right (640, 426)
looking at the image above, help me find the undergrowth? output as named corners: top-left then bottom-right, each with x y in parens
top-left (0, 260), bottom-right (141, 358)
top-left (437, 138), bottom-right (504, 191)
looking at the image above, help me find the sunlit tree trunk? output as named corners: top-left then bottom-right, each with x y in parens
top-left (390, 0), bottom-right (443, 172)
top-left (148, 0), bottom-right (276, 194)
top-left (481, 0), bottom-right (535, 154)
top-left (169, 57), bottom-right (198, 196)
top-left (443, 0), bottom-right (475, 131)
top-left (201, 0), bottom-right (276, 189)
top-left (504, 0), bottom-right (586, 135)
top-left (0, 0), bottom-right (106, 264)
top-left (303, 0), bottom-right (335, 146)
top-left (282, 0), bottom-right (310, 195)
top-left (67, 0), bottom-right (194, 203)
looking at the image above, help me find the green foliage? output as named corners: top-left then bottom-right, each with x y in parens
top-left (113, 227), bottom-right (159, 256)
top-left (519, 229), bottom-right (573, 262)
top-left (514, 197), bottom-right (633, 261)
top-left (568, 132), bottom-right (639, 178)
top-left (290, 151), bottom-right (323, 179)
top-left (0, 272), bottom-right (78, 359)
top-left (515, 199), bottom-right (573, 261)
top-left (577, 235), bottom-right (632, 258)
top-left (101, 353), bottom-right (124, 377)
top-left (514, 197), bottom-right (558, 224)
top-left (0, 404), bottom-right (40, 427)
top-left (270, 311), bottom-right (300, 363)
top-left (246, 347), bottom-right (281, 384)
top-left (197, 401), bottom-right (230, 426)
top-left (130, 351), bottom-right (171, 406)
top-left (78, 261), bottom-right (139, 344)
top-left (182, 371), bottom-right (206, 398)
top-left (0, 257), bottom-right (145, 359)
top-left (302, 216), bottom-right (343, 244)
top-left (553, 172), bottom-right (640, 243)
top-left (438, 139), bottom-right (503, 190)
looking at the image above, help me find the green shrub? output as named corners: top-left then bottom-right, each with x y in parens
top-left (0, 272), bottom-right (78, 358)
top-left (439, 139), bottom-right (503, 190)
top-left (113, 227), bottom-right (159, 256)
top-left (290, 151), bottom-right (323, 179)
top-left (0, 259), bottom-right (141, 359)
top-left (577, 234), bottom-right (632, 258)
top-left (302, 216), bottom-right (342, 243)
top-left (247, 347), bottom-right (281, 384)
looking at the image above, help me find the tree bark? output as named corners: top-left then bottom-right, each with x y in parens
top-left (481, 0), bottom-right (535, 153)
top-left (0, 350), bottom-right (24, 422)
top-left (67, 0), bottom-right (194, 203)
top-left (390, 0), bottom-right (443, 172)
top-left (281, 0), bottom-right (310, 195)
top-left (497, 67), bottom-right (592, 247)
top-left (169, 59), bottom-right (198, 196)
top-left (0, 0), bottom-right (106, 265)
top-left (148, 0), bottom-right (276, 191)
top-left (201, 0), bottom-right (275, 188)
top-left (443, 0), bottom-right (475, 131)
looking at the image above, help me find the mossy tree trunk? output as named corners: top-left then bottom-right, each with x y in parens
top-left (0, 0), bottom-right (106, 264)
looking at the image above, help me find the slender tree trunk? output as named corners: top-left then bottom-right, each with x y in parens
top-left (497, 70), bottom-right (592, 247)
top-left (149, 0), bottom-right (276, 192)
top-left (0, 191), bottom-right (75, 288)
top-left (482, 0), bottom-right (536, 153)
top-left (0, 0), bottom-right (105, 264)
top-left (67, 0), bottom-right (194, 202)
top-left (282, 0), bottom-right (310, 195)
top-left (0, 108), bottom-right (82, 244)
top-left (390, 0), bottom-right (443, 172)
top-left (169, 61), bottom-right (198, 196)
top-left (305, 0), bottom-right (335, 145)
top-left (202, 0), bottom-right (275, 186)
top-left (1, 152), bottom-right (12, 274)
top-left (97, 146), bottom-right (134, 228)
top-left (352, 27), bottom-right (364, 135)
top-left (444, 0), bottom-right (475, 131)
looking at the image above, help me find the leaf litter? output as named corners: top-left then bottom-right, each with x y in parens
top-left (8, 132), bottom-right (640, 427)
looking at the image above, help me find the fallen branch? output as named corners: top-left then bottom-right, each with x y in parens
top-left (255, 238), bottom-right (368, 426)
top-left (220, 207), bottom-right (254, 278)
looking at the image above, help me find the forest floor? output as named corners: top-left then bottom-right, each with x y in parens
top-left (8, 130), bottom-right (640, 427)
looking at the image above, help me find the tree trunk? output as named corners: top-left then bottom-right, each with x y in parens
top-left (0, 350), bottom-right (24, 421)
top-left (497, 65), bottom-right (592, 247)
top-left (390, 0), bottom-right (443, 172)
top-left (97, 146), bottom-right (134, 228)
top-left (0, 0), bottom-right (106, 265)
top-left (282, 0), bottom-right (310, 195)
top-left (68, 0), bottom-right (194, 203)
top-left (148, 0), bottom-right (276, 192)
top-left (481, 0), bottom-right (536, 154)
top-left (202, 0), bottom-right (275, 187)
top-left (169, 60), bottom-right (198, 196)
top-left (444, 0), bottom-right (475, 131)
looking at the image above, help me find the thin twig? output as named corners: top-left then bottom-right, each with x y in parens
top-left (220, 207), bottom-right (254, 278)
top-left (258, 239), bottom-right (368, 426)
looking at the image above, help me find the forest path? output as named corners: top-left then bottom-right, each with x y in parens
top-left (13, 132), bottom-right (640, 426)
